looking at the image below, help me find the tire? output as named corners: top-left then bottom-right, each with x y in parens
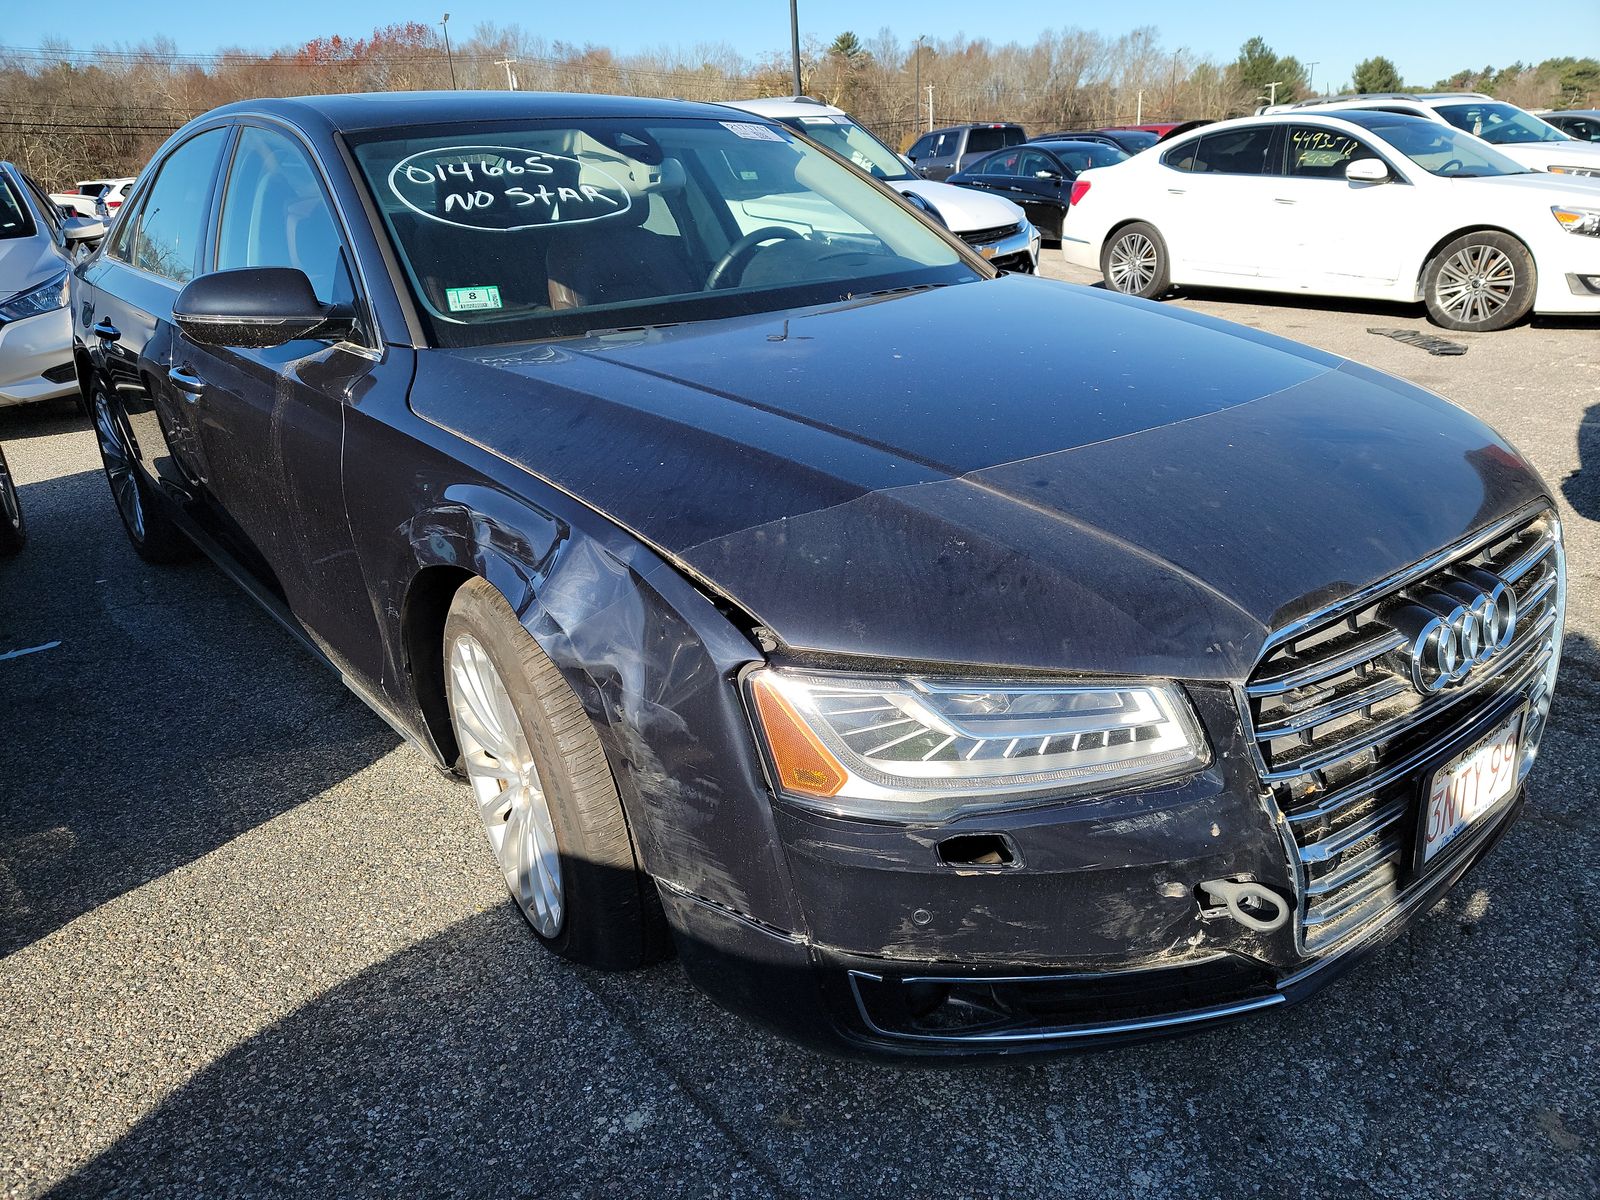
top-left (90, 382), bottom-right (192, 563)
top-left (1100, 221), bottom-right (1171, 299)
top-left (1422, 231), bottom-right (1535, 332)
top-left (0, 446), bottom-right (25, 556)
top-left (443, 577), bottom-right (669, 970)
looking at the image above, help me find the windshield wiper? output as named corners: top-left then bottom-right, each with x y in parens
top-left (846, 282), bottom-right (954, 300)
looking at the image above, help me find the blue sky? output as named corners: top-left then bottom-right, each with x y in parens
top-left (6, 0), bottom-right (1596, 92)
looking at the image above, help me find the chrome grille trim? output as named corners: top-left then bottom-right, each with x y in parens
top-left (1241, 505), bottom-right (1560, 956)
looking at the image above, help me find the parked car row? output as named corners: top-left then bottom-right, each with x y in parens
top-left (1060, 102), bottom-right (1600, 331)
top-left (48, 177), bottom-right (135, 221)
top-left (44, 88), bottom-right (1569, 1062)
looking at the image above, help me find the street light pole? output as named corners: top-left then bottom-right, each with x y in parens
top-left (926, 84), bottom-right (934, 132)
top-left (440, 13), bottom-right (457, 90)
top-left (789, 0), bottom-right (803, 96)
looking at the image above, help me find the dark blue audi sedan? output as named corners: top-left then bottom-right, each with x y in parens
top-left (72, 92), bottom-right (1566, 1058)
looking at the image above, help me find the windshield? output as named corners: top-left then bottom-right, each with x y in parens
top-left (1435, 102), bottom-right (1568, 145)
top-left (1354, 115), bottom-right (1530, 177)
top-left (0, 174), bottom-right (35, 241)
top-left (777, 116), bottom-right (913, 181)
top-left (349, 118), bottom-right (975, 348)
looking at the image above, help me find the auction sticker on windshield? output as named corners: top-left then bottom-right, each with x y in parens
top-left (1419, 710), bottom-right (1523, 865)
top-left (388, 145), bottom-right (632, 232)
top-left (446, 286), bottom-right (502, 312)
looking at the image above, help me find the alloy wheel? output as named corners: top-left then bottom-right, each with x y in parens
top-left (1435, 244), bottom-right (1516, 326)
top-left (1107, 232), bottom-right (1157, 294)
top-left (449, 632), bottom-right (564, 936)
top-left (0, 455), bottom-right (19, 534)
top-left (93, 392), bottom-right (144, 541)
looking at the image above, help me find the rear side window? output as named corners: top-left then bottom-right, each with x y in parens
top-left (966, 128), bottom-right (1007, 155)
top-left (1169, 127), bottom-right (1276, 175)
top-left (130, 128), bottom-right (227, 282)
top-left (217, 126), bottom-right (351, 307)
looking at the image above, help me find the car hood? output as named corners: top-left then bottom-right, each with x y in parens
top-left (890, 180), bottom-right (1026, 233)
top-left (1493, 140), bottom-right (1600, 169)
top-left (0, 235), bottom-right (62, 296)
top-left (414, 276), bottom-right (1546, 680)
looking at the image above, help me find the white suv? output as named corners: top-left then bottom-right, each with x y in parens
top-left (1263, 93), bottom-right (1600, 177)
top-left (721, 98), bottom-right (1040, 271)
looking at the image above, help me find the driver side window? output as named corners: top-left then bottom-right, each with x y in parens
top-left (1286, 127), bottom-right (1370, 179)
top-left (216, 126), bottom-right (354, 310)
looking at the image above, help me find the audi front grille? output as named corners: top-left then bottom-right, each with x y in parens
top-left (1242, 507), bottom-right (1564, 954)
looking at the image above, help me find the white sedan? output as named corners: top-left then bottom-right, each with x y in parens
top-left (1061, 110), bottom-right (1600, 331)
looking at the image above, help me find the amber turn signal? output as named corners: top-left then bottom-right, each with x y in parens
top-left (748, 673), bottom-right (848, 798)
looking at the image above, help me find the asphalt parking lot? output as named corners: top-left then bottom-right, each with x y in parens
top-left (2, 254), bottom-right (1597, 1199)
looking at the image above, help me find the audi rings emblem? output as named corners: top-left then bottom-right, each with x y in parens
top-left (1386, 570), bottom-right (1517, 694)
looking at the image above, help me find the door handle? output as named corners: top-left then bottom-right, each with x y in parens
top-left (1274, 197), bottom-right (1296, 205)
top-left (168, 364), bottom-right (206, 398)
top-left (1167, 188), bottom-right (1186, 195)
top-left (91, 318), bottom-right (120, 341)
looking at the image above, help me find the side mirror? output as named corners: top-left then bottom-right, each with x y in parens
top-left (906, 152), bottom-right (918, 162)
top-left (1345, 157), bottom-right (1390, 184)
top-left (173, 267), bottom-right (352, 350)
top-left (62, 216), bottom-right (107, 244)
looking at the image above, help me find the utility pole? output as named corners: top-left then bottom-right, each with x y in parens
top-left (926, 84), bottom-right (934, 132)
top-left (789, 0), bottom-right (802, 96)
top-left (440, 13), bottom-right (457, 90)
top-left (1263, 79), bottom-right (1282, 107)
top-left (1307, 62), bottom-right (1320, 96)
top-left (496, 58), bottom-right (519, 90)
top-left (1136, 89), bottom-right (1143, 124)
top-left (913, 35), bottom-right (925, 141)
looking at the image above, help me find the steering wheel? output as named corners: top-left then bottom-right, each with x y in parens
top-left (1439, 158), bottom-right (1465, 175)
top-left (706, 226), bottom-right (803, 290)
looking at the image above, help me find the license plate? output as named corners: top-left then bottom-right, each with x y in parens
top-left (1419, 710), bottom-right (1523, 865)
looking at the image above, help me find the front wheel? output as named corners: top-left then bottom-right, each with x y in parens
top-left (1422, 232), bottom-right (1535, 332)
top-left (0, 445), bottom-right (25, 556)
top-left (1100, 221), bottom-right (1171, 299)
top-left (443, 578), bottom-right (670, 970)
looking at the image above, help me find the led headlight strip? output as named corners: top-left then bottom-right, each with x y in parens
top-left (745, 668), bottom-right (1208, 819)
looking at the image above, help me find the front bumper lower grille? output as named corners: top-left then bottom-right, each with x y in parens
top-left (1243, 508), bottom-right (1563, 954)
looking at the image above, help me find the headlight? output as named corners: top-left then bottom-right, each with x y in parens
top-left (744, 667), bottom-right (1208, 819)
top-left (1552, 205), bottom-right (1600, 236)
top-left (1548, 164), bottom-right (1600, 178)
top-left (0, 271), bottom-right (69, 322)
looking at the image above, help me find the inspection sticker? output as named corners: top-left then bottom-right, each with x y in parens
top-left (720, 121), bottom-right (786, 142)
top-left (446, 286), bottom-right (503, 312)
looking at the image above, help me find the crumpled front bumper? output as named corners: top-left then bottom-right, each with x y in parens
top-left (661, 785), bottom-right (1523, 1060)
top-left (654, 677), bottom-right (1533, 1060)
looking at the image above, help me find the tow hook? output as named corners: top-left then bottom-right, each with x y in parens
top-left (1198, 877), bottom-right (1291, 933)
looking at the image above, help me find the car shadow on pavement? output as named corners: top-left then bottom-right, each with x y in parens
top-left (0, 398), bottom-right (87, 443)
top-left (0, 465), bottom-right (401, 956)
top-left (1560, 402), bottom-right (1600, 523)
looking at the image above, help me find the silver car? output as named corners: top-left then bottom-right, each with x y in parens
top-left (0, 162), bottom-right (104, 408)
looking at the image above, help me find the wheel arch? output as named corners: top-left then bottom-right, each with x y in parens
top-left (1413, 224), bottom-right (1534, 298)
